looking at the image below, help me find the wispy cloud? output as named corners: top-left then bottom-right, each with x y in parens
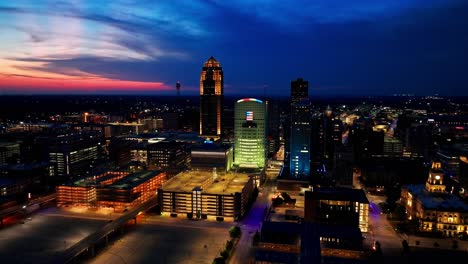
top-left (0, 0), bottom-right (467, 95)
top-left (0, 0), bottom-right (202, 92)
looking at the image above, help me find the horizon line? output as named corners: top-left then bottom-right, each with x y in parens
top-left (1, 93), bottom-right (466, 98)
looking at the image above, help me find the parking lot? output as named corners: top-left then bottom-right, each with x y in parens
top-left (0, 209), bottom-right (107, 264)
top-left (88, 215), bottom-right (231, 264)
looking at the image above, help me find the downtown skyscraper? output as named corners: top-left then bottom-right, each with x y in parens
top-left (290, 78), bottom-right (309, 104)
top-left (234, 98), bottom-right (266, 169)
top-left (290, 78), bottom-right (311, 179)
top-left (200, 56), bottom-right (223, 139)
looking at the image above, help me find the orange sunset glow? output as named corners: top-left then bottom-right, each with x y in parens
top-left (0, 74), bottom-right (170, 92)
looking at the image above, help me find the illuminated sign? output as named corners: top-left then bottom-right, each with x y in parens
top-left (237, 98), bottom-right (263, 103)
top-left (246, 111), bottom-right (254, 121)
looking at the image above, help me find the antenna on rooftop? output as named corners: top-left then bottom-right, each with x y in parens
top-left (176, 81), bottom-right (181, 96)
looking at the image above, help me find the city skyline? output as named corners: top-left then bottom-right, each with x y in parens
top-left (1, 1), bottom-right (468, 96)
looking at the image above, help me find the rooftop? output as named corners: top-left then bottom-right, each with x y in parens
top-left (305, 187), bottom-right (369, 204)
top-left (203, 56), bottom-right (221, 68)
top-left (405, 184), bottom-right (468, 211)
top-left (0, 141), bottom-right (19, 147)
top-left (107, 170), bottom-right (164, 190)
top-left (161, 170), bottom-right (252, 195)
top-left (63, 171), bottom-right (127, 187)
top-left (191, 143), bottom-right (232, 152)
top-left (107, 122), bottom-right (143, 126)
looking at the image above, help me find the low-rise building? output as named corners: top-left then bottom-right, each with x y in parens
top-left (147, 141), bottom-right (191, 177)
top-left (191, 143), bottom-right (233, 172)
top-left (97, 170), bottom-right (167, 212)
top-left (0, 141), bottom-right (20, 166)
top-left (304, 187), bottom-right (369, 233)
top-left (158, 170), bottom-right (254, 221)
top-left (57, 170), bottom-right (166, 212)
top-left (401, 161), bottom-right (468, 237)
top-left (56, 170), bottom-right (129, 207)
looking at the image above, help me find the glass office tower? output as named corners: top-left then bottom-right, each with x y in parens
top-left (234, 98), bottom-right (266, 168)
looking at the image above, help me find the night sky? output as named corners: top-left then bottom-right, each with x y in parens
top-left (1, 0), bottom-right (467, 96)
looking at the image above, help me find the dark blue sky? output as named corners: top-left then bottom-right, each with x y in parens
top-left (1, 0), bottom-right (467, 96)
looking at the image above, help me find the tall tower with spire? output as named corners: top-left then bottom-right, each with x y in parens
top-left (200, 56), bottom-right (223, 139)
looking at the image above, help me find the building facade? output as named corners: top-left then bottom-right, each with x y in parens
top-left (401, 161), bottom-right (468, 237)
top-left (191, 143), bottom-right (234, 172)
top-left (147, 141), bottom-right (191, 177)
top-left (234, 98), bottom-right (266, 169)
top-left (158, 170), bottom-right (254, 221)
top-left (97, 170), bottom-right (167, 212)
top-left (57, 170), bottom-right (129, 207)
top-left (200, 56), bottom-right (223, 139)
top-left (0, 141), bottom-right (20, 166)
top-left (304, 188), bottom-right (369, 233)
top-left (290, 99), bottom-right (311, 179)
top-left (290, 78), bottom-right (309, 104)
top-left (57, 170), bottom-right (166, 212)
top-left (40, 131), bottom-right (104, 177)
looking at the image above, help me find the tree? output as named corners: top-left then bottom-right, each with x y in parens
top-left (452, 240), bottom-right (458, 250)
top-left (401, 240), bottom-right (410, 255)
top-left (370, 241), bottom-right (383, 263)
top-left (272, 196), bottom-right (284, 207)
top-left (281, 192), bottom-right (291, 201)
top-left (225, 240), bottom-right (234, 251)
top-left (220, 249), bottom-right (229, 259)
top-left (252, 187), bottom-right (259, 198)
top-left (407, 219), bottom-right (420, 234)
top-left (253, 230), bottom-right (260, 245)
top-left (392, 204), bottom-right (406, 221)
top-left (229, 226), bottom-right (241, 239)
top-left (374, 241), bottom-right (382, 252)
top-left (212, 257), bottom-right (225, 264)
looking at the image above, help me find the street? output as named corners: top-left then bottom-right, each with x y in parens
top-left (366, 193), bottom-right (468, 263)
top-left (230, 165), bottom-right (279, 264)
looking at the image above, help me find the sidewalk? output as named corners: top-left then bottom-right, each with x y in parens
top-left (402, 233), bottom-right (468, 251)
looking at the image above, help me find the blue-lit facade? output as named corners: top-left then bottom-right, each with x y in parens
top-left (290, 98), bottom-right (311, 179)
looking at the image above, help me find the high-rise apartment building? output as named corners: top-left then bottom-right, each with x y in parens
top-left (234, 98), bottom-right (266, 169)
top-left (200, 56), bottom-right (223, 139)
